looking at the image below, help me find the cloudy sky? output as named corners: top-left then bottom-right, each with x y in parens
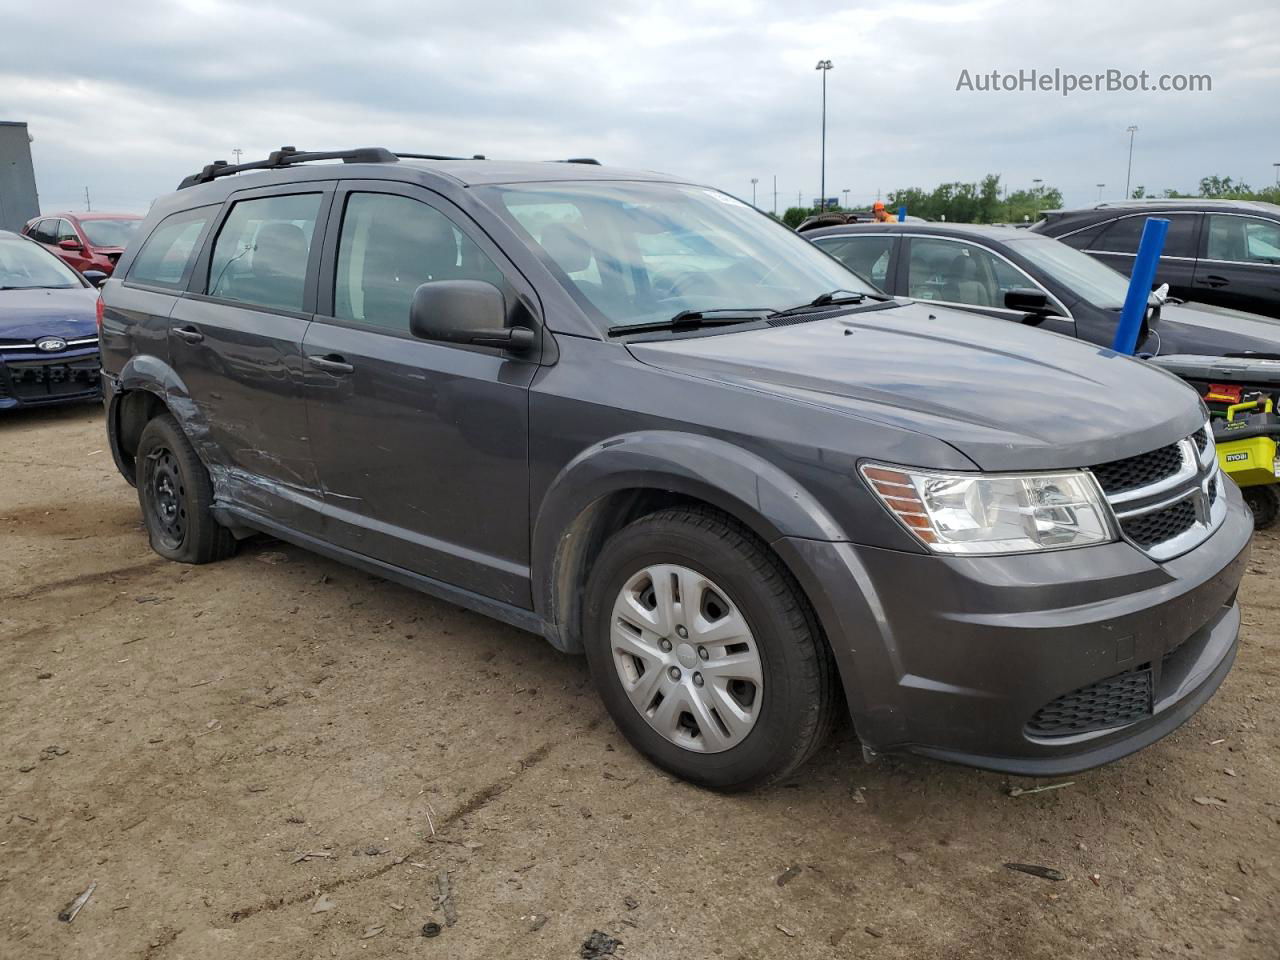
top-left (2, 0), bottom-right (1277, 214)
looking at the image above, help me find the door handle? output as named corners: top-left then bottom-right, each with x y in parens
top-left (308, 354), bottom-right (354, 375)
top-left (1197, 275), bottom-right (1229, 288)
top-left (173, 325), bottom-right (204, 343)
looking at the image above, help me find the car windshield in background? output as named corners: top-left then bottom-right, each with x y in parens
top-left (1008, 235), bottom-right (1142, 310)
top-left (0, 235), bottom-right (83, 289)
top-left (479, 181), bottom-right (879, 330)
top-left (80, 218), bottom-right (140, 248)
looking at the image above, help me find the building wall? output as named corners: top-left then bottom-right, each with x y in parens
top-left (0, 122), bottom-right (40, 234)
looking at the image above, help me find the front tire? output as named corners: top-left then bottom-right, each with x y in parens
top-left (135, 413), bottom-right (235, 564)
top-left (1242, 484), bottom-right (1280, 530)
top-left (583, 506), bottom-right (836, 791)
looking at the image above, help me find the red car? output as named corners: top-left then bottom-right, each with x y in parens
top-left (22, 212), bottom-right (142, 276)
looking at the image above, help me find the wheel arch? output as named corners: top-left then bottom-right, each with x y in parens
top-left (108, 354), bottom-right (209, 484)
top-left (532, 431), bottom-right (846, 654)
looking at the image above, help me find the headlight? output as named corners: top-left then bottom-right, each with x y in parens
top-left (861, 463), bottom-right (1115, 555)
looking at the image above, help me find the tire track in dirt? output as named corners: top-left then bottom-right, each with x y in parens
top-left (4, 558), bottom-right (166, 603)
top-left (221, 719), bottom-right (599, 926)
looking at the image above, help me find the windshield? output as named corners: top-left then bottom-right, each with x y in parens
top-left (80, 218), bottom-right (139, 248)
top-left (478, 181), bottom-right (879, 329)
top-left (0, 235), bottom-right (84, 289)
top-left (1007, 235), bottom-right (1141, 310)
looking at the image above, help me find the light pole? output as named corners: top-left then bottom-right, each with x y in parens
top-left (1031, 178), bottom-right (1043, 193)
top-left (772, 175), bottom-right (777, 215)
top-left (751, 178), bottom-right (759, 207)
top-left (232, 147), bottom-right (243, 165)
top-left (842, 188), bottom-right (850, 209)
top-left (1273, 162), bottom-right (1279, 186)
top-left (816, 59), bottom-right (833, 210)
top-left (1096, 183), bottom-right (1106, 201)
top-left (1124, 125), bottom-right (1138, 199)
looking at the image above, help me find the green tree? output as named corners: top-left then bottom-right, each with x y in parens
top-left (781, 206), bottom-right (811, 228)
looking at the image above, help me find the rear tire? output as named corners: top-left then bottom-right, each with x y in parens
top-left (1242, 485), bottom-right (1280, 530)
top-left (135, 413), bottom-right (235, 564)
top-left (583, 506), bottom-right (836, 791)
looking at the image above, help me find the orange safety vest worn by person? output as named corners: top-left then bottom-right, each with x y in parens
top-left (872, 201), bottom-right (894, 223)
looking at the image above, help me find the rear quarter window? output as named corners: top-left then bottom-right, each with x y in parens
top-left (127, 208), bottom-right (214, 289)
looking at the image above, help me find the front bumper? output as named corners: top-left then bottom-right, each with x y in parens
top-left (0, 346), bottom-right (102, 410)
top-left (776, 480), bottom-right (1253, 775)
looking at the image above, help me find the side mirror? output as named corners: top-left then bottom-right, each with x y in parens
top-left (409, 280), bottom-right (535, 353)
top-left (82, 270), bottom-right (108, 288)
top-left (58, 238), bottom-right (83, 251)
top-left (1004, 288), bottom-right (1050, 313)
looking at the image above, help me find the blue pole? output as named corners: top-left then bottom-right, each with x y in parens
top-left (897, 205), bottom-right (907, 222)
top-left (1112, 217), bottom-right (1169, 355)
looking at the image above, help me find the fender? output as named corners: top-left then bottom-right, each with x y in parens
top-left (531, 430), bottom-right (849, 650)
top-left (108, 354), bottom-right (215, 479)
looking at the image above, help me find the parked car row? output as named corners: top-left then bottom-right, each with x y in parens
top-left (803, 221), bottom-right (1280, 357)
top-left (92, 148), bottom-right (1251, 790)
top-left (0, 231), bottom-right (103, 410)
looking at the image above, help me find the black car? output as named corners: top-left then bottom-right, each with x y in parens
top-left (804, 221), bottom-right (1280, 357)
top-left (99, 147), bottom-right (1249, 790)
top-left (1031, 200), bottom-right (1280, 320)
top-left (0, 230), bottom-right (103, 410)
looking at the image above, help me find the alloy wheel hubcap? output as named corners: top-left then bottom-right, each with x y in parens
top-left (610, 563), bottom-right (763, 753)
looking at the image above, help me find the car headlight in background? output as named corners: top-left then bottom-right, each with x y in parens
top-left (862, 464), bottom-right (1114, 555)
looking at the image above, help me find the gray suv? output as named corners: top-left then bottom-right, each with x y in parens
top-left (99, 147), bottom-right (1252, 790)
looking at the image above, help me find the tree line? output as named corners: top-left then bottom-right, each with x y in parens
top-left (780, 174), bottom-right (1062, 227)
top-left (779, 173), bottom-right (1278, 228)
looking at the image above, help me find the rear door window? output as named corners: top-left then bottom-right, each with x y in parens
top-left (1095, 213), bottom-right (1199, 258)
top-left (1060, 224), bottom-right (1103, 250)
top-left (31, 219), bottom-right (57, 244)
top-left (207, 193), bottom-right (322, 313)
top-left (812, 235), bottom-right (893, 287)
top-left (128, 208), bottom-right (213, 289)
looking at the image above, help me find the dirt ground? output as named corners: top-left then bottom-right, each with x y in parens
top-left (1, 404), bottom-right (1277, 960)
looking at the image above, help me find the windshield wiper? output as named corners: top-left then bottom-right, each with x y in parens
top-left (607, 308), bottom-right (774, 337)
top-left (770, 289), bottom-right (876, 318)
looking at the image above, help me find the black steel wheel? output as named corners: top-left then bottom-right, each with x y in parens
top-left (135, 413), bottom-right (236, 563)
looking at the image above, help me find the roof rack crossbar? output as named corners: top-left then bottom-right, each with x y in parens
top-left (177, 146), bottom-right (399, 189)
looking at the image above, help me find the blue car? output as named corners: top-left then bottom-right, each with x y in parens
top-left (0, 230), bottom-right (102, 410)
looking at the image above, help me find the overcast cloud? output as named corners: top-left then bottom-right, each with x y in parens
top-left (2, 0), bottom-right (1277, 214)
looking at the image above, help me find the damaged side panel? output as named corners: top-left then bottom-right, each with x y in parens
top-left (164, 296), bottom-right (326, 536)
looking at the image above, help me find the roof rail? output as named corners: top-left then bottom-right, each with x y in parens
top-left (1093, 198), bottom-right (1242, 208)
top-left (395, 153), bottom-right (602, 165)
top-left (177, 146), bottom-right (399, 189)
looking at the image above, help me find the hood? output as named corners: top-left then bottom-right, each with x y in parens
top-left (627, 303), bottom-right (1205, 472)
top-left (1151, 301), bottom-right (1280, 358)
top-left (0, 287), bottom-right (98, 341)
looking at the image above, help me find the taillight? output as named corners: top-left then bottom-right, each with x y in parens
top-left (95, 295), bottom-right (104, 335)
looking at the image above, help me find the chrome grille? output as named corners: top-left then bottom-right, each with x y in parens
top-left (1089, 423), bottom-right (1224, 562)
